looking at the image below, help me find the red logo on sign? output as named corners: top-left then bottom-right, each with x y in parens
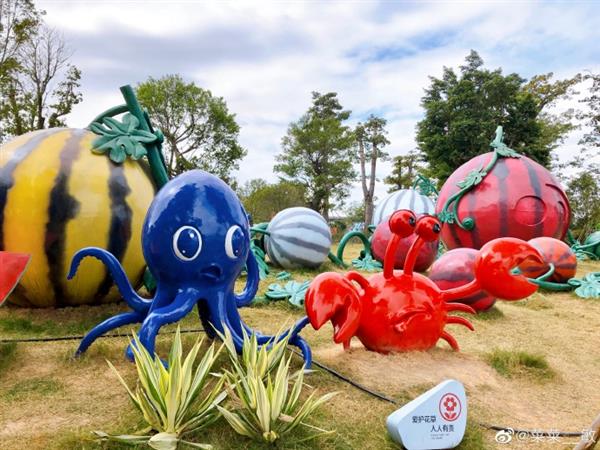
top-left (439, 393), bottom-right (461, 422)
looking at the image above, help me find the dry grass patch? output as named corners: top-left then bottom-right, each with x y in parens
top-left (0, 257), bottom-right (598, 449)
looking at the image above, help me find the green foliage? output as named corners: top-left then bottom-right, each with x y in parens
top-left (356, 115), bottom-right (390, 225)
top-left (275, 92), bottom-right (356, 220)
top-left (470, 306), bottom-right (504, 322)
top-left (5, 377), bottom-right (63, 400)
top-left (567, 171), bottom-right (600, 238)
top-left (486, 349), bottom-right (555, 380)
top-left (384, 150), bottom-right (427, 192)
top-left (560, 73), bottom-right (600, 239)
top-left (416, 50), bottom-right (580, 182)
top-left (0, 3), bottom-right (81, 140)
top-left (0, 0), bottom-right (41, 81)
top-left (239, 178), bottom-right (307, 223)
top-left (217, 328), bottom-right (336, 444)
top-left (0, 342), bottom-right (18, 375)
top-left (96, 328), bottom-right (226, 450)
top-left (136, 74), bottom-right (246, 182)
top-left (344, 201), bottom-right (365, 224)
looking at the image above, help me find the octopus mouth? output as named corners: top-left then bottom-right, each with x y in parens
top-left (200, 264), bottom-right (222, 281)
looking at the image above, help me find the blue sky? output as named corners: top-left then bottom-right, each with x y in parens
top-left (39, 0), bottom-right (600, 206)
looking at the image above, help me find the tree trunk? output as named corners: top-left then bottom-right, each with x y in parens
top-left (364, 194), bottom-right (374, 226)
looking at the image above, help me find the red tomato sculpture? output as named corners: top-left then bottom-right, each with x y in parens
top-left (371, 214), bottom-right (438, 272)
top-left (429, 248), bottom-right (496, 312)
top-left (436, 153), bottom-right (570, 250)
top-left (519, 237), bottom-right (577, 283)
top-left (305, 210), bottom-right (542, 353)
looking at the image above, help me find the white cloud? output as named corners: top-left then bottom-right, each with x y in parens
top-left (37, 0), bottom-right (600, 211)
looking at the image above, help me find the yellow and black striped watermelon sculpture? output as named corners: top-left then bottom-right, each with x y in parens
top-left (0, 128), bottom-right (156, 307)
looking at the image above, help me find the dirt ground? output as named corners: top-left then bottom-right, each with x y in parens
top-left (0, 247), bottom-right (598, 450)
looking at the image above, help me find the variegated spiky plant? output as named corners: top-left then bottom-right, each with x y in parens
top-left (95, 328), bottom-right (225, 450)
top-left (217, 327), bottom-right (337, 443)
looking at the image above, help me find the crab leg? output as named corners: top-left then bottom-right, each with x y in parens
top-left (440, 331), bottom-right (460, 351)
top-left (446, 315), bottom-right (474, 330)
top-left (445, 303), bottom-right (476, 314)
top-left (440, 280), bottom-right (482, 303)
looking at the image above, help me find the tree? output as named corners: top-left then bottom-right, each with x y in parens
top-left (0, 0), bottom-right (40, 79)
top-left (274, 92), bottom-right (355, 220)
top-left (384, 149), bottom-right (426, 192)
top-left (355, 115), bottom-right (390, 226)
top-left (563, 73), bottom-right (600, 238)
top-left (239, 178), bottom-right (307, 223)
top-left (1, 3), bottom-right (80, 141)
top-left (136, 74), bottom-right (246, 182)
top-left (416, 50), bottom-right (581, 182)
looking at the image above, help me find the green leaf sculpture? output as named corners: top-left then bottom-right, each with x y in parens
top-left (568, 273), bottom-right (600, 299)
top-left (90, 113), bottom-right (159, 163)
top-left (351, 254), bottom-right (382, 271)
top-left (265, 280), bottom-right (310, 307)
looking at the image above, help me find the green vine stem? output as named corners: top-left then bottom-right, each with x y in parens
top-left (412, 174), bottom-right (439, 198)
top-left (88, 85), bottom-right (169, 188)
top-left (523, 264), bottom-right (600, 298)
top-left (249, 225), bottom-right (270, 279)
top-left (335, 230), bottom-right (381, 271)
top-left (437, 126), bottom-right (521, 230)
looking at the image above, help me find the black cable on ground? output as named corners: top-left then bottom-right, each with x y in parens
top-left (0, 326), bottom-right (584, 438)
top-left (0, 327), bottom-right (205, 344)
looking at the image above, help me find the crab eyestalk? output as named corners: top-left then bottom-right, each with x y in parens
top-left (384, 210), bottom-right (417, 279)
top-left (474, 238), bottom-right (544, 300)
top-left (304, 272), bottom-right (362, 347)
top-left (403, 216), bottom-right (441, 276)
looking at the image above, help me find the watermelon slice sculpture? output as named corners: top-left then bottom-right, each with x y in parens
top-left (0, 252), bottom-right (31, 305)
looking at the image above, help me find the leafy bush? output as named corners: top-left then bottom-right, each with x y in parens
top-left (217, 328), bottom-right (337, 443)
top-left (96, 328), bottom-right (225, 450)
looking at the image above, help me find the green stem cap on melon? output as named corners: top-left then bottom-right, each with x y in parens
top-left (0, 252), bottom-right (31, 305)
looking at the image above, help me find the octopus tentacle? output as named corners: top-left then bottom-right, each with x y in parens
top-left (76, 311), bottom-right (146, 356)
top-left (289, 334), bottom-right (312, 367)
top-left (234, 251), bottom-right (260, 308)
top-left (132, 287), bottom-right (200, 360)
top-left (236, 312), bottom-right (313, 367)
top-left (68, 247), bottom-right (152, 313)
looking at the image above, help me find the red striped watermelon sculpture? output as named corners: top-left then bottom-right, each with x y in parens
top-left (436, 127), bottom-right (570, 250)
top-left (519, 237), bottom-right (577, 283)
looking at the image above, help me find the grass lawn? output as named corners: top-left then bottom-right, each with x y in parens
top-left (0, 243), bottom-right (599, 450)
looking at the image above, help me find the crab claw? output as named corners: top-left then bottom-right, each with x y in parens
top-left (305, 272), bottom-right (362, 346)
top-left (474, 238), bottom-right (544, 301)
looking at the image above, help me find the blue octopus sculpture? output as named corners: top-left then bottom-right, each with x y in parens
top-left (69, 170), bottom-right (312, 366)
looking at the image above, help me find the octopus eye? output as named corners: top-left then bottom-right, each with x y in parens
top-left (173, 226), bottom-right (202, 261)
top-left (225, 225), bottom-right (245, 259)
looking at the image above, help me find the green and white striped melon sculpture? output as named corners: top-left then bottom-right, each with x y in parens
top-left (264, 207), bottom-right (332, 269)
top-left (372, 189), bottom-right (435, 226)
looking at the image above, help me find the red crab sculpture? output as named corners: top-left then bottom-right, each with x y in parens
top-left (305, 211), bottom-right (543, 353)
